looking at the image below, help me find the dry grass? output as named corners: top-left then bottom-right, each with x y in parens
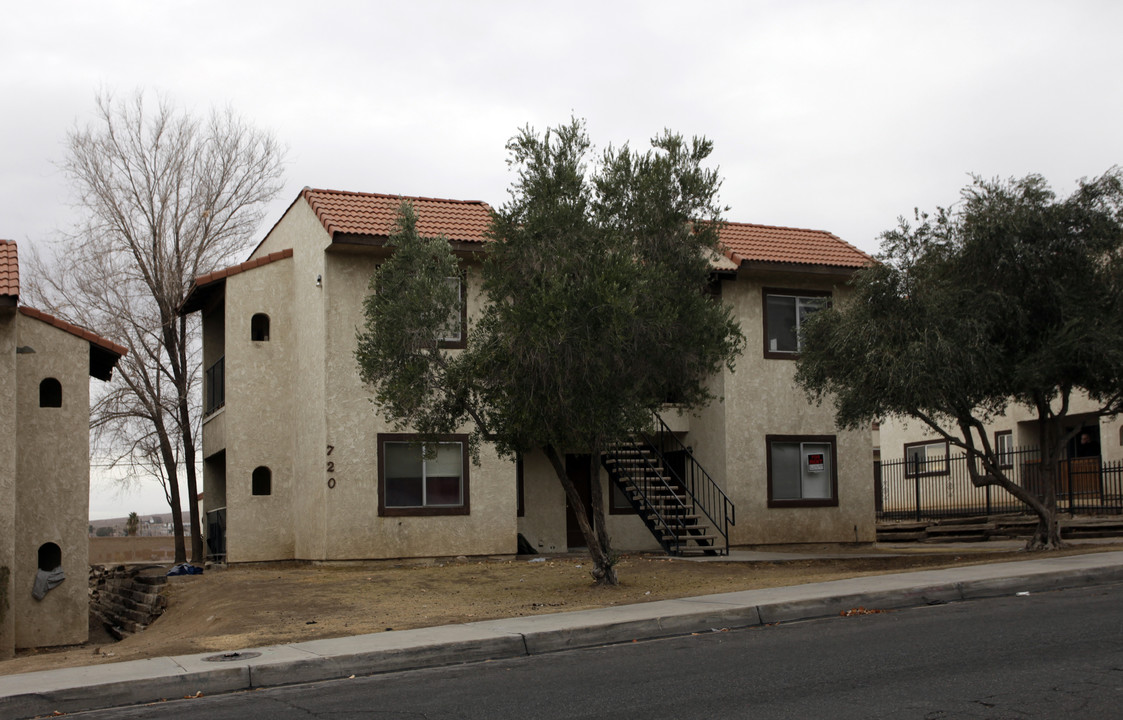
top-left (5, 542), bottom-right (1121, 676)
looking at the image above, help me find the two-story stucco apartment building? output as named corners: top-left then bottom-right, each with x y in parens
top-left (0, 240), bottom-right (125, 658)
top-left (181, 189), bottom-right (875, 563)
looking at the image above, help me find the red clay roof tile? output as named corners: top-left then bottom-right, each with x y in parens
top-left (0, 239), bottom-right (19, 298)
top-left (18, 306), bottom-right (128, 357)
top-left (718, 222), bottom-right (873, 269)
top-left (191, 248), bottom-right (294, 289)
top-left (302, 188), bottom-right (492, 243)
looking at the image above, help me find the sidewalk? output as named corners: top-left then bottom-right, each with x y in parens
top-left (4, 549), bottom-right (1123, 719)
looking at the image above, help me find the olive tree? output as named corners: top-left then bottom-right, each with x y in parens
top-left (356, 120), bottom-right (743, 584)
top-left (796, 171), bottom-right (1123, 549)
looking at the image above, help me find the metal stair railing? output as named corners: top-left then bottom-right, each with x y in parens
top-left (602, 443), bottom-right (694, 555)
top-left (637, 410), bottom-right (734, 555)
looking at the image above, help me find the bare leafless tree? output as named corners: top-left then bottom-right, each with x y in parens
top-left (25, 91), bottom-right (286, 563)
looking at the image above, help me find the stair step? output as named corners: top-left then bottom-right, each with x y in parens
top-left (662, 534), bottom-right (719, 543)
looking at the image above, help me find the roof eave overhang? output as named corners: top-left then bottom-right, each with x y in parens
top-left (736, 260), bottom-right (867, 279)
top-left (330, 233), bottom-right (488, 257)
top-left (180, 280), bottom-right (222, 315)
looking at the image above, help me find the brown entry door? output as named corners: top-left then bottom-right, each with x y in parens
top-left (565, 454), bottom-right (593, 549)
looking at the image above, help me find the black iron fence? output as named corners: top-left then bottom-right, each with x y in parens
top-left (877, 446), bottom-right (1123, 521)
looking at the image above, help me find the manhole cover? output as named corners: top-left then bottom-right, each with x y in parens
top-left (203, 651), bottom-right (261, 662)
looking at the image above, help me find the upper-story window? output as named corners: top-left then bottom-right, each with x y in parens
top-left (763, 288), bottom-right (830, 358)
top-left (39, 378), bottom-right (62, 408)
top-left (251, 313), bottom-right (270, 342)
top-left (437, 276), bottom-right (467, 349)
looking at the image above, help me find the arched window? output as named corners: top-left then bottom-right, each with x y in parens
top-left (252, 466), bottom-right (272, 496)
top-left (39, 378), bottom-right (62, 408)
top-left (38, 542), bottom-right (62, 571)
top-left (251, 313), bottom-right (270, 342)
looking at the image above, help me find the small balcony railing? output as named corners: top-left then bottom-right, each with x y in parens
top-left (204, 356), bottom-right (225, 415)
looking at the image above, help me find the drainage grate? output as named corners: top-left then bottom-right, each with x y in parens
top-left (203, 651), bottom-right (261, 662)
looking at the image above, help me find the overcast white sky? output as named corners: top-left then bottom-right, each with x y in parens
top-left (4, 1), bottom-right (1121, 519)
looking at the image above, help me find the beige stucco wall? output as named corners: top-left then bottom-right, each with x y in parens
top-left (879, 391), bottom-right (1123, 464)
top-left (208, 200), bottom-right (518, 562)
top-left (13, 314), bottom-right (91, 648)
top-left (688, 270), bottom-right (875, 545)
top-left (319, 252), bottom-right (517, 559)
top-left (222, 255), bottom-right (297, 562)
top-left (0, 310), bottom-right (16, 657)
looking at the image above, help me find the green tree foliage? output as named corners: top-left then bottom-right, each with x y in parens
top-left (356, 119), bottom-right (744, 584)
top-left (796, 170), bottom-right (1123, 549)
top-left (125, 512), bottom-right (139, 537)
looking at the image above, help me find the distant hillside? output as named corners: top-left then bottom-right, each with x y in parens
top-left (88, 512), bottom-right (190, 537)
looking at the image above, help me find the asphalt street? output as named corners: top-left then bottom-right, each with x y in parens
top-left (65, 582), bottom-right (1123, 719)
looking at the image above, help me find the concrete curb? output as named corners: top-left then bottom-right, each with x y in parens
top-left (3, 552), bottom-right (1123, 719)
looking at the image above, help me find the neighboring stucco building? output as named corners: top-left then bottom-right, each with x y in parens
top-left (182, 189), bottom-right (876, 564)
top-left (877, 397), bottom-right (1123, 517)
top-left (0, 239), bottom-right (126, 659)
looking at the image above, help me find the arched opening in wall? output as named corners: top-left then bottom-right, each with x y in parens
top-left (38, 542), bottom-right (62, 571)
top-left (39, 378), bottom-right (62, 407)
top-left (251, 313), bottom-right (270, 342)
top-left (252, 466), bottom-right (272, 496)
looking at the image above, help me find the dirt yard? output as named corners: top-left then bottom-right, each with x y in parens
top-left (5, 543), bottom-right (1121, 676)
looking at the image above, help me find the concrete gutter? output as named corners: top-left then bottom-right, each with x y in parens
top-left (3, 551), bottom-right (1123, 719)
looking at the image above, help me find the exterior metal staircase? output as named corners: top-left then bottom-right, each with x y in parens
top-left (602, 412), bottom-right (735, 556)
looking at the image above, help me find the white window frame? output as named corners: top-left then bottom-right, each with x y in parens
top-left (904, 440), bottom-right (949, 477)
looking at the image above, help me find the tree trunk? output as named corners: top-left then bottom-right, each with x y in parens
top-left (164, 313), bottom-right (204, 564)
top-left (543, 444), bottom-right (618, 585)
top-left (1029, 414), bottom-right (1065, 551)
top-left (155, 425), bottom-right (187, 563)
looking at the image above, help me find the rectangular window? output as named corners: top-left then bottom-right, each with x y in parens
top-left (767, 435), bottom-right (839, 507)
top-left (995, 431), bottom-right (1014, 468)
top-left (763, 289), bottom-right (830, 358)
top-left (378, 434), bottom-right (469, 516)
top-left (437, 276), bottom-right (467, 349)
top-left (904, 440), bottom-right (949, 477)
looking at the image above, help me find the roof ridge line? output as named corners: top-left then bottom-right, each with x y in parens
top-left (302, 188), bottom-right (490, 206)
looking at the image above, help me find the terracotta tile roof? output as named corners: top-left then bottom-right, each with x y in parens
top-left (18, 306), bottom-right (128, 357)
top-left (717, 222), bottom-right (873, 269)
top-left (181, 248), bottom-right (294, 314)
top-left (0, 239), bottom-right (18, 298)
top-left (192, 248), bottom-right (294, 289)
top-left (302, 188), bottom-right (492, 243)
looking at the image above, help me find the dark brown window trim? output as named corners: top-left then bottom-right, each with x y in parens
top-left (762, 287), bottom-right (832, 360)
top-left (766, 434), bottom-right (840, 508)
top-left (904, 439), bottom-right (950, 478)
top-left (377, 433), bottom-right (471, 517)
